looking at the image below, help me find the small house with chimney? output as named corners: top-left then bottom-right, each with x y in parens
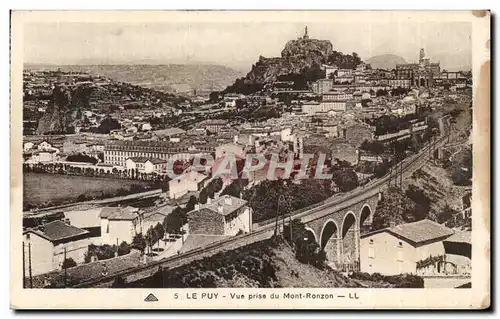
top-left (187, 195), bottom-right (253, 236)
top-left (23, 220), bottom-right (91, 276)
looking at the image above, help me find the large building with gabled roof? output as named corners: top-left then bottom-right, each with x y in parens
top-left (23, 220), bottom-right (91, 276)
top-left (360, 219), bottom-right (454, 275)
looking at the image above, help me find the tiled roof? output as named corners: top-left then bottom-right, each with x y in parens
top-left (152, 128), bottom-right (186, 137)
top-left (108, 210), bottom-right (138, 221)
top-left (179, 234), bottom-right (229, 254)
top-left (149, 158), bottom-right (168, 165)
top-left (141, 205), bottom-right (174, 223)
top-left (202, 195), bottom-right (247, 216)
top-left (26, 220), bottom-right (89, 242)
top-left (64, 208), bottom-right (101, 229)
top-left (127, 156), bottom-right (150, 163)
top-left (30, 251), bottom-right (151, 288)
top-left (172, 170), bottom-right (208, 183)
top-left (444, 231), bottom-right (471, 244)
top-left (99, 206), bottom-right (138, 219)
top-left (388, 219), bottom-right (454, 245)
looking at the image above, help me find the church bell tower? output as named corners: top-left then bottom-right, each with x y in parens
top-left (419, 48), bottom-right (425, 63)
top-left (303, 26), bottom-right (309, 40)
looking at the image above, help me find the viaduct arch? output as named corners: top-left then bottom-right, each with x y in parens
top-left (303, 193), bottom-right (379, 271)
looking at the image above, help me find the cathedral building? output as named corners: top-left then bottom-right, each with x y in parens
top-left (395, 48), bottom-right (441, 87)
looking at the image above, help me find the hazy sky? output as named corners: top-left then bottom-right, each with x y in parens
top-left (23, 21), bottom-right (472, 71)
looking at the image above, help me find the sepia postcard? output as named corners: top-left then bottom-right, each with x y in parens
top-left (10, 10), bottom-right (490, 309)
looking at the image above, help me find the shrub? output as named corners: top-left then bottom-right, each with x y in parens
top-left (111, 276), bottom-right (127, 288)
top-left (62, 257), bottom-right (77, 269)
top-left (451, 166), bottom-right (472, 186)
top-left (349, 272), bottom-right (424, 288)
top-left (131, 233), bottom-right (147, 253)
top-left (118, 241), bottom-right (131, 256)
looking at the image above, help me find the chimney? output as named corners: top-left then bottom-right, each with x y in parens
top-left (64, 218), bottom-right (71, 225)
top-left (218, 205), bottom-right (224, 214)
top-left (214, 193), bottom-right (219, 200)
top-left (224, 195), bottom-right (232, 206)
top-left (389, 221), bottom-right (396, 228)
top-left (194, 204), bottom-right (200, 210)
top-left (207, 197), bottom-right (212, 204)
top-left (233, 135), bottom-right (239, 144)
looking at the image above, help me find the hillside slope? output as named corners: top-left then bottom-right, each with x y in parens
top-left (366, 54), bottom-right (407, 70)
top-left (127, 238), bottom-right (392, 288)
top-left (25, 64), bottom-right (245, 94)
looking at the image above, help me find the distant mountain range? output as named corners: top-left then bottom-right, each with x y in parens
top-left (24, 63), bottom-right (246, 96)
top-left (366, 54), bottom-right (407, 70)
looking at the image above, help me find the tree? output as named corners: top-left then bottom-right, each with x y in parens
top-left (154, 223), bottom-right (165, 247)
top-left (285, 220), bottom-right (326, 269)
top-left (373, 160), bottom-right (390, 178)
top-left (332, 169), bottom-right (359, 192)
top-left (372, 187), bottom-right (418, 230)
top-left (209, 91), bottom-right (221, 103)
top-left (97, 117), bottom-right (121, 134)
top-left (360, 140), bottom-right (385, 155)
top-left (221, 179), bottom-right (248, 198)
top-left (376, 89), bottom-right (388, 97)
top-left (438, 204), bottom-right (456, 224)
top-left (405, 185), bottom-right (430, 219)
top-left (451, 166), bottom-right (472, 186)
top-left (62, 257), bottom-right (77, 269)
top-left (145, 227), bottom-right (156, 254)
top-left (131, 233), bottom-right (147, 253)
top-left (111, 276), bottom-right (127, 288)
top-left (164, 206), bottom-right (186, 234)
top-left (117, 241), bottom-right (131, 256)
top-left (199, 189), bottom-right (208, 204)
top-left (185, 196), bottom-right (197, 213)
top-left (66, 153), bottom-right (98, 165)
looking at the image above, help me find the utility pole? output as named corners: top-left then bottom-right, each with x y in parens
top-left (432, 134), bottom-right (436, 162)
top-left (275, 194), bottom-right (286, 237)
top-left (28, 242), bottom-right (33, 289)
top-left (64, 247), bottom-right (67, 287)
top-left (22, 242), bottom-right (26, 289)
top-left (289, 215), bottom-right (293, 245)
top-left (393, 143), bottom-right (397, 188)
top-left (274, 201), bottom-right (280, 237)
top-left (388, 162), bottom-right (392, 187)
top-left (399, 153), bottom-right (403, 188)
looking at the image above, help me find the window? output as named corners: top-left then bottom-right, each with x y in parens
top-left (369, 239), bottom-right (374, 244)
top-left (368, 247), bottom-right (375, 258)
top-left (397, 250), bottom-right (403, 262)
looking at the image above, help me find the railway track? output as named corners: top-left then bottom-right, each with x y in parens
top-left (73, 135), bottom-right (448, 288)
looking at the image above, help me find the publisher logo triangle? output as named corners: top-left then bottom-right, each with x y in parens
top-left (144, 293), bottom-right (159, 302)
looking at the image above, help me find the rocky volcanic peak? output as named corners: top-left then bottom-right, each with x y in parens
top-left (281, 38), bottom-right (333, 59)
top-left (243, 37), bottom-right (334, 85)
top-left (37, 84), bottom-right (76, 135)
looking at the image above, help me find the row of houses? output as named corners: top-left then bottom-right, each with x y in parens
top-left (22, 193), bottom-right (253, 277)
